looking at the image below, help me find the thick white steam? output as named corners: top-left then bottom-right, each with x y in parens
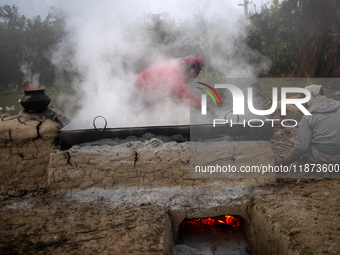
top-left (51, 3), bottom-right (269, 129)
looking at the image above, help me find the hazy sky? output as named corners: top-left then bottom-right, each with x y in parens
top-left (1, 0), bottom-right (272, 22)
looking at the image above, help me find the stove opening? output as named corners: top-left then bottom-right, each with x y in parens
top-left (174, 215), bottom-right (251, 255)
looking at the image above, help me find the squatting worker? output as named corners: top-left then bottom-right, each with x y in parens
top-left (275, 85), bottom-right (340, 166)
top-left (135, 56), bottom-right (216, 117)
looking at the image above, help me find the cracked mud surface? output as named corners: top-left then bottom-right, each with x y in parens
top-left (1, 111), bottom-right (340, 254)
top-left (1, 179), bottom-right (340, 254)
top-left (0, 110), bottom-right (61, 193)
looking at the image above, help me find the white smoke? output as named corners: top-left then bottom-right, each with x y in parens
top-left (20, 62), bottom-right (40, 84)
top-left (51, 2), bottom-right (269, 129)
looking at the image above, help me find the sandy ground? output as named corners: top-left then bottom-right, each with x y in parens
top-left (0, 191), bottom-right (167, 255)
top-left (253, 178), bottom-right (340, 255)
top-left (1, 126), bottom-right (340, 255)
top-left (0, 177), bottom-right (340, 255)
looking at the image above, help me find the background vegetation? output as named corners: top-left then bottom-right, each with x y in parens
top-left (1, 1), bottom-right (340, 89)
top-left (1, 1), bottom-right (339, 116)
top-left (0, 5), bottom-right (65, 91)
top-left (247, 0), bottom-right (340, 79)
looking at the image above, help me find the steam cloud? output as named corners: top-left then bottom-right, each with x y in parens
top-left (51, 3), bottom-right (269, 130)
top-left (20, 62), bottom-right (40, 84)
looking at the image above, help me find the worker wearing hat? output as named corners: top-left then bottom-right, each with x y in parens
top-left (276, 85), bottom-right (340, 166)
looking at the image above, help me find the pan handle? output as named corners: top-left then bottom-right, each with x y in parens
top-left (224, 111), bottom-right (239, 123)
top-left (93, 116), bottom-right (107, 131)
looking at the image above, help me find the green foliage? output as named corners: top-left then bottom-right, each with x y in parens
top-left (0, 82), bottom-right (19, 94)
top-left (290, 241), bottom-right (300, 251)
top-left (7, 83), bottom-right (18, 92)
top-left (266, 40), bottom-right (296, 73)
top-left (0, 4), bottom-right (66, 89)
top-left (248, 0), bottom-right (300, 76)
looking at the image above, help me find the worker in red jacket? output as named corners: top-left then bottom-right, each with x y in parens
top-left (136, 56), bottom-right (215, 116)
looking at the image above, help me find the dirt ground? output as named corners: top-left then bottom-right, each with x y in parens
top-left (0, 191), bottom-right (167, 255)
top-left (254, 178), bottom-right (340, 254)
top-left (1, 125), bottom-right (340, 255)
top-left (251, 125), bottom-right (340, 255)
top-left (0, 178), bottom-right (340, 255)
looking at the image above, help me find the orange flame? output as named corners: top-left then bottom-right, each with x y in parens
top-left (184, 215), bottom-right (240, 228)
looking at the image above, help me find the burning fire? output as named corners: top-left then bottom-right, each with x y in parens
top-left (183, 215), bottom-right (240, 229)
